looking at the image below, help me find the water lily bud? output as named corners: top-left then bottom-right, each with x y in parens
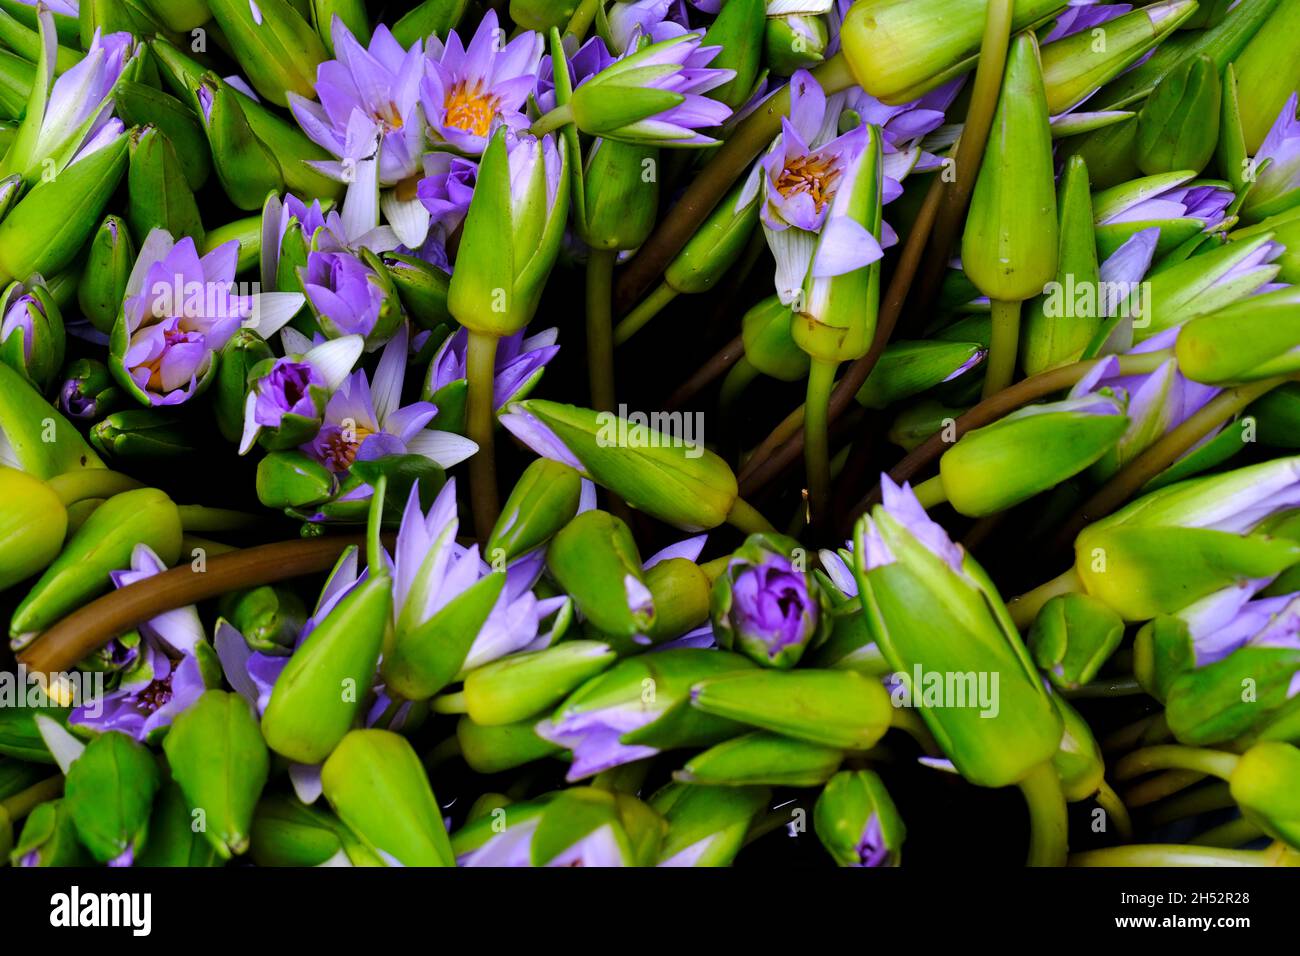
top-left (77, 216), bottom-right (136, 335)
top-left (301, 248), bottom-right (403, 349)
top-left (128, 124), bottom-right (204, 245)
top-left (741, 295), bottom-right (808, 382)
top-left (530, 787), bottom-right (666, 866)
top-left (256, 450), bottom-right (336, 510)
top-left (548, 510), bottom-right (654, 639)
top-left (1029, 593), bottom-right (1126, 692)
top-left (583, 138), bottom-right (659, 251)
top-left (394, 0), bottom-right (469, 45)
top-left (700, 0), bottom-right (764, 109)
top-left (651, 783), bottom-right (769, 866)
top-left (677, 731), bottom-right (843, 787)
top-left (1057, 114), bottom-right (1139, 191)
top-left (509, 0), bottom-right (575, 32)
top-left (458, 714), bottom-right (563, 774)
top-left (664, 181), bottom-right (759, 295)
top-left (384, 252), bottom-right (451, 331)
top-left (1166, 646), bottom-right (1300, 745)
top-left (1132, 614), bottom-right (1194, 702)
top-left (1051, 693), bottom-right (1105, 802)
top-left (465, 641), bottom-right (618, 727)
top-left (321, 729), bottom-right (455, 866)
top-left (961, 32), bottom-right (1058, 303)
top-left (1074, 458), bottom-right (1300, 621)
top-left (536, 650), bottom-right (754, 781)
top-left (64, 730), bottom-right (160, 865)
top-left (1232, 0), bottom-right (1300, 152)
top-left (1176, 286), bottom-right (1300, 384)
top-left (0, 467), bottom-right (66, 592)
top-left (309, 1), bottom-right (369, 54)
top-left (1136, 54), bottom-right (1221, 176)
top-left (853, 477), bottom-right (1062, 788)
top-left (10, 799), bottom-right (90, 867)
top-left (638, 556), bottom-right (712, 648)
top-left (711, 533), bottom-right (827, 669)
top-left (691, 669), bottom-right (892, 750)
top-left (59, 358), bottom-right (121, 423)
top-left (163, 690), bottom-right (269, 859)
top-left (249, 793), bottom-right (380, 867)
top-left (261, 571), bottom-right (392, 764)
top-left (0, 276), bottom-right (63, 393)
top-left (241, 354), bottom-right (335, 452)
top-left (448, 128), bottom-right (568, 337)
top-left (213, 328), bottom-right (275, 444)
top-left (814, 769), bottom-right (905, 866)
top-left (765, 15), bottom-right (828, 77)
top-left (856, 340), bottom-right (985, 409)
top-left (487, 458), bottom-right (583, 565)
top-left (1039, 1), bottom-right (1199, 116)
top-left (11, 488), bottom-right (181, 639)
top-left (1230, 741), bottom-right (1300, 847)
top-left (220, 586), bottom-right (306, 656)
top-left (887, 399), bottom-right (967, 451)
top-left (198, 75), bottom-right (284, 212)
top-left (115, 81), bottom-right (209, 192)
top-left (502, 399), bottom-right (740, 531)
top-left (206, 0), bottom-right (325, 107)
top-left (90, 408), bottom-right (197, 461)
top-left (840, 0), bottom-right (1064, 103)
top-left (0, 360), bottom-right (104, 478)
top-left (937, 394), bottom-right (1128, 517)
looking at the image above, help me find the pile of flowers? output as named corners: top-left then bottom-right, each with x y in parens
top-left (2, 0), bottom-right (1300, 870)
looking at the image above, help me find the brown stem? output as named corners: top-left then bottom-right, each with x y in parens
top-left (664, 332), bottom-right (745, 410)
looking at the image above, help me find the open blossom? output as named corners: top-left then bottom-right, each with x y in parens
top-left (426, 325), bottom-right (559, 411)
top-left (303, 250), bottom-right (387, 341)
top-left (422, 9), bottom-right (542, 156)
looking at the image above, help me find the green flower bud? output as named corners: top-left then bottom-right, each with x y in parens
top-left (64, 731), bottom-right (160, 864)
top-left (1050, 693), bottom-right (1105, 801)
top-left (11, 488), bottom-right (182, 640)
top-left (465, 641), bottom-right (618, 727)
top-left (840, 0), bottom-right (1064, 104)
top-left (886, 399), bottom-right (967, 452)
top-left (206, 0), bottom-right (325, 107)
top-left (1229, 741), bottom-right (1300, 847)
top-left (741, 295), bottom-right (808, 382)
top-left (531, 787), bottom-right (666, 866)
top-left (700, 0), bottom-right (764, 108)
top-left (1132, 614), bottom-right (1194, 701)
top-left (961, 32), bottom-right (1058, 303)
top-left (136, 0), bottom-right (210, 31)
top-left (163, 690), bottom-right (269, 859)
top-left (199, 75), bottom-right (284, 212)
top-left (457, 714), bottom-right (563, 774)
top-left (136, 779), bottom-right (222, 867)
top-left (127, 124), bottom-right (204, 245)
top-left (638, 556), bottom-right (712, 647)
top-left (1056, 115), bottom-right (1139, 191)
top-left (1166, 647), bottom-right (1300, 745)
top-left (384, 252), bottom-right (451, 331)
top-left (220, 586), bottom-right (307, 657)
top-left (509, 0), bottom-right (575, 32)
top-left (261, 569), bottom-right (392, 764)
top-left (0, 466), bottom-right (65, 592)
top-left (691, 669), bottom-right (893, 750)
top-left (548, 510), bottom-right (654, 639)
top-left (1040, 0), bottom-right (1199, 116)
top-left (310, 0), bottom-right (369, 55)
top-left (0, 277), bottom-right (63, 393)
top-left (937, 395), bottom-right (1129, 517)
top-left (1176, 286), bottom-right (1300, 384)
top-left (213, 328), bottom-right (274, 444)
top-left (1136, 54), bottom-right (1221, 176)
top-left (90, 409), bottom-right (197, 461)
top-left (1232, 0), bottom-right (1300, 152)
top-left (77, 216), bottom-right (136, 335)
top-left (583, 138), bottom-right (659, 251)
top-left (320, 729), bottom-right (455, 867)
top-left (487, 459), bottom-right (583, 565)
top-left (649, 782), bottom-right (768, 866)
top-left (664, 181), bottom-right (759, 295)
top-left (10, 799), bottom-right (90, 867)
top-left (765, 15), bottom-right (828, 77)
top-left (1029, 592), bottom-right (1126, 691)
top-left (856, 340), bottom-right (985, 409)
top-left (678, 731), bottom-right (843, 787)
top-left (394, 0), bottom-right (469, 45)
top-left (814, 769), bottom-right (905, 866)
top-left (249, 793), bottom-right (381, 867)
top-left (256, 450), bottom-right (336, 510)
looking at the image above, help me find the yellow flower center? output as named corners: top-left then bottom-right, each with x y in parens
top-left (774, 153), bottom-right (841, 212)
top-left (324, 423), bottom-right (374, 471)
top-left (444, 80), bottom-right (500, 137)
top-left (373, 101), bottom-right (405, 128)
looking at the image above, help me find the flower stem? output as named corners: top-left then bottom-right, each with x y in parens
top-left (1071, 844), bottom-right (1296, 867)
top-left (1192, 817), bottom-right (1265, 849)
top-left (726, 496), bottom-right (777, 535)
top-left (586, 249), bottom-right (618, 412)
top-left (803, 357), bottom-right (838, 526)
top-left (529, 102), bottom-right (574, 138)
top-left (911, 474), bottom-right (948, 509)
top-left (1124, 770), bottom-right (1206, 809)
top-left (1007, 566), bottom-right (1081, 629)
top-left (983, 298), bottom-right (1021, 398)
top-left (46, 469), bottom-right (142, 507)
top-left (1094, 780), bottom-right (1133, 840)
top-left (366, 474), bottom-right (387, 573)
top-left (0, 775), bottom-right (62, 822)
top-left (563, 0), bottom-right (602, 41)
top-left (1116, 745), bottom-right (1241, 783)
top-left (665, 332), bottom-right (745, 410)
top-left (431, 691), bottom-right (468, 715)
top-left (613, 281), bottom-right (679, 346)
top-left (1018, 761), bottom-right (1069, 867)
top-left (466, 329), bottom-right (501, 544)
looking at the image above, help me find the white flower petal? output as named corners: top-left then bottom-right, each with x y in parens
top-left (406, 429), bottom-right (479, 468)
top-left (305, 335), bottom-right (365, 391)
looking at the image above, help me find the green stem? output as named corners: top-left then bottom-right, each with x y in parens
top-left (181, 535), bottom-right (238, 557)
top-left (1018, 762), bottom-right (1069, 867)
top-left (1007, 566), bottom-right (1081, 629)
top-left (718, 356), bottom-right (760, 417)
top-left (911, 474), bottom-right (948, 509)
top-left (366, 473), bottom-right (387, 574)
top-left (0, 775), bottom-right (62, 822)
top-left (1062, 676), bottom-right (1144, 699)
top-left (726, 496), bottom-right (777, 535)
top-left (1094, 780), bottom-right (1133, 840)
top-left (983, 298), bottom-right (1021, 399)
top-left (431, 691), bottom-right (468, 715)
top-left (1124, 770), bottom-right (1206, 809)
top-left (466, 329), bottom-right (501, 544)
top-left (1116, 745), bottom-right (1240, 783)
top-left (563, 0), bottom-right (602, 41)
top-left (46, 469), bottom-right (142, 507)
top-left (613, 281), bottom-right (679, 345)
top-left (1192, 817), bottom-right (1265, 849)
top-left (1149, 781), bottom-right (1233, 825)
top-left (889, 707), bottom-right (940, 756)
top-left (1070, 845), bottom-right (1285, 867)
top-left (177, 505), bottom-right (265, 533)
top-left (803, 357), bottom-right (838, 525)
top-left (586, 249), bottom-right (618, 412)
top-left (529, 101), bottom-right (574, 137)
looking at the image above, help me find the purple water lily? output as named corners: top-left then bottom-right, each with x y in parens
top-left (303, 250), bottom-right (388, 341)
top-left (843, 78), bottom-right (963, 183)
top-left (607, 0), bottom-right (690, 53)
top-left (728, 551), bottom-right (819, 661)
top-left (417, 152), bottom-right (478, 232)
top-left (1044, 1), bottom-right (1134, 42)
top-left (536, 703), bottom-right (661, 782)
top-left (1175, 580), bottom-right (1300, 680)
top-left (1244, 93), bottom-right (1300, 221)
top-left (1099, 181), bottom-right (1233, 229)
top-left (859, 475), bottom-right (966, 574)
top-left (537, 35), bottom-right (616, 113)
top-left (254, 360), bottom-right (325, 426)
top-left (422, 9), bottom-right (542, 157)
top-left (262, 193), bottom-right (399, 293)
top-left (854, 814), bottom-right (893, 867)
top-left (426, 325), bottom-right (559, 410)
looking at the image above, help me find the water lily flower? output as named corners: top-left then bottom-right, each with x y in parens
top-left (607, 0), bottom-right (690, 53)
top-left (417, 152), bottom-right (478, 234)
top-left (0, 276), bottom-right (62, 392)
top-left (1043, 1), bottom-right (1134, 42)
top-left (1175, 581), bottom-right (1300, 673)
top-left (1242, 92), bottom-right (1300, 222)
top-left (111, 230), bottom-right (304, 406)
top-left (239, 335), bottom-right (364, 454)
top-left (425, 325), bottom-right (559, 416)
top-left (841, 76), bottom-right (963, 183)
top-left (536, 35), bottom-right (617, 114)
top-left (421, 9), bottom-right (542, 157)
top-left (262, 193), bottom-right (399, 296)
top-left (302, 249), bottom-right (395, 343)
top-left (713, 534), bottom-right (825, 668)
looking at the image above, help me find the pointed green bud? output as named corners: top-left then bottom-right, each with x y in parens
top-left (64, 730), bottom-right (160, 864)
top-left (256, 449), bottom-right (336, 510)
top-left (1166, 647), bottom-right (1300, 745)
top-left (856, 340), bottom-right (985, 409)
top-left (1230, 741), bottom-right (1300, 847)
top-left (649, 783), bottom-right (767, 866)
top-left (90, 408), bottom-right (198, 461)
top-left (765, 15), bottom-right (828, 77)
top-left (1136, 54), bottom-right (1221, 176)
top-left (664, 180), bottom-right (759, 295)
top-left (678, 731), bottom-right (843, 787)
top-left (213, 328), bottom-right (274, 444)
top-left (814, 769), bottom-right (905, 866)
top-left (200, 75), bottom-right (284, 211)
top-left (938, 395), bottom-right (1129, 517)
top-left (11, 488), bottom-right (181, 639)
top-left (487, 458), bottom-right (583, 564)
top-left (0, 0), bottom-right (79, 44)
top-left (961, 32), bottom-right (1058, 303)
top-left (394, 0), bottom-right (469, 45)
top-left (250, 793), bottom-right (380, 867)
top-left (1049, 692), bottom-right (1105, 801)
top-left (77, 216), bottom-right (135, 335)
top-left (0, 276), bottom-right (63, 392)
top-left (741, 294), bottom-right (808, 382)
top-left (691, 669), bottom-right (893, 750)
top-left (639, 556), bottom-right (712, 647)
top-left (1040, 0), bottom-right (1199, 116)
top-left (583, 139), bottom-right (659, 251)
top-left (0, 360), bottom-right (104, 478)
top-left (0, 467), bottom-right (66, 592)
top-left (1029, 592), bottom-right (1125, 691)
top-left (1057, 114), bottom-right (1139, 191)
top-left (1231, 0), bottom-right (1300, 151)
top-left (465, 641), bottom-right (618, 727)
top-left (384, 252), bottom-right (451, 331)
top-left (458, 714), bottom-right (563, 774)
top-left (531, 787), bottom-right (666, 866)
top-left (547, 510), bottom-right (654, 639)
top-left (320, 729), bottom-right (455, 866)
top-left (116, 81), bottom-right (210, 191)
top-left (840, 0), bottom-right (1065, 104)
top-left (1176, 286), bottom-right (1300, 384)
top-left (11, 799), bottom-right (90, 867)
top-left (261, 573), bottom-right (392, 764)
top-left (162, 690), bottom-right (269, 859)
top-left (886, 399), bottom-right (968, 452)
top-left (206, 0), bottom-right (325, 107)
top-left (700, 0), bottom-right (764, 108)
